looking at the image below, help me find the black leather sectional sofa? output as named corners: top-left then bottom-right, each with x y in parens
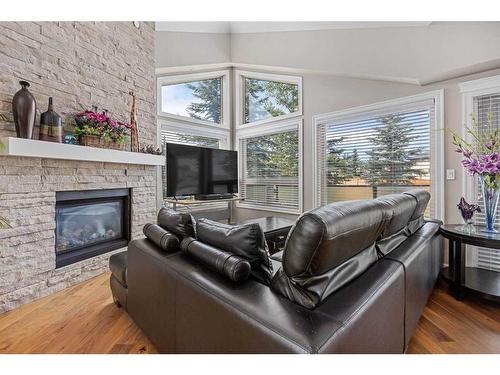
top-left (109, 190), bottom-right (442, 353)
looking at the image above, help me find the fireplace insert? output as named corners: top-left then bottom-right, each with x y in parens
top-left (55, 188), bottom-right (131, 268)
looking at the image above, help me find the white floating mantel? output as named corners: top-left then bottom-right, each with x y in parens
top-left (0, 137), bottom-right (165, 166)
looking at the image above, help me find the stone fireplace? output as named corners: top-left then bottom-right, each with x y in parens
top-left (0, 157), bottom-right (160, 313)
top-left (0, 22), bottom-right (158, 313)
top-left (55, 188), bottom-right (131, 268)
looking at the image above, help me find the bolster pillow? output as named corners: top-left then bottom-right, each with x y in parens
top-left (143, 223), bottom-right (180, 252)
top-left (180, 237), bottom-right (251, 282)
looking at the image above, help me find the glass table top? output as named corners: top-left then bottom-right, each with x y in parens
top-left (440, 224), bottom-right (500, 241)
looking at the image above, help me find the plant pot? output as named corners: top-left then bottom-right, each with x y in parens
top-left (80, 135), bottom-right (125, 151)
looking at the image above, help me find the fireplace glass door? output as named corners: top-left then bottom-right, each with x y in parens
top-left (56, 201), bottom-right (124, 253)
top-left (55, 188), bottom-right (130, 268)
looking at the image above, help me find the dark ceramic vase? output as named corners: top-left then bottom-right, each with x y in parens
top-left (39, 97), bottom-right (62, 143)
top-left (12, 80), bottom-right (36, 139)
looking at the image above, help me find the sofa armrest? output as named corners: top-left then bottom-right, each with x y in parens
top-left (424, 217), bottom-right (443, 225)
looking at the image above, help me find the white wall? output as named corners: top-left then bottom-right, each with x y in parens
top-left (154, 26), bottom-right (500, 226)
top-left (155, 31), bottom-right (230, 68)
top-left (230, 68), bottom-right (500, 223)
top-left (230, 22), bottom-right (500, 85)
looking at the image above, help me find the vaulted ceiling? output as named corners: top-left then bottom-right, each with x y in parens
top-left (155, 22), bottom-right (500, 85)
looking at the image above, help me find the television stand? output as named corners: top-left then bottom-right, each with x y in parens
top-left (164, 196), bottom-right (242, 223)
top-left (194, 193), bottom-right (234, 201)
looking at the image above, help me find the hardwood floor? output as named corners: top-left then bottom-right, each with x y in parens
top-left (407, 280), bottom-right (500, 354)
top-left (0, 273), bottom-right (156, 354)
top-left (0, 273), bottom-right (498, 354)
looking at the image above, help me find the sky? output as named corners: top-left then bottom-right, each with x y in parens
top-left (161, 82), bottom-right (203, 118)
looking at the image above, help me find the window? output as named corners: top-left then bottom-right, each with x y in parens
top-left (157, 71), bottom-right (230, 128)
top-left (161, 78), bottom-right (222, 123)
top-left (235, 71), bottom-right (303, 213)
top-left (461, 76), bottom-right (500, 272)
top-left (157, 70), bottom-right (231, 204)
top-left (314, 91), bottom-right (443, 220)
top-left (235, 71), bottom-right (302, 127)
top-left (237, 120), bottom-right (302, 213)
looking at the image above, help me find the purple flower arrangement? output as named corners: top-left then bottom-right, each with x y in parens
top-left (452, 113), bottom-right (500, 231)
top-left (457, 142), bottom-right (500, 176)
top-left (74, 110), bottom-right (132, 146)
top-left (452, 114), bottom-right (500, 188)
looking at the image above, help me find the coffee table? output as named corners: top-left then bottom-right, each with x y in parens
top-left (235, 216), bottom-right (296, 254)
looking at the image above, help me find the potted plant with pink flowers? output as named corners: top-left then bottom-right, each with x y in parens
top-left (73, 110), bottom-right (132, 150)
top-left (452, 113), bottom-right (500, 232)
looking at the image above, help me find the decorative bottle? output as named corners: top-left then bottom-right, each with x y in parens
top-left (39, 97), bottom-right (62, 143)
top-left (12, 80), bottom-right (36, 139)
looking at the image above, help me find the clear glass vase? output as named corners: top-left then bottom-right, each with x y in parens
top-left (479, 175), bottom-right (500, 232)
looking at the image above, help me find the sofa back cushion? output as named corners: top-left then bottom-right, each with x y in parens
top-left (157, 207), bottom-right (195, 239)
top-left (196, 218), bottom-right (273, 285)
top-left (375, 194), bottom-right (417, 256)
top-left (271, 199), bottom-right (390, 309)
top-left (404, 190), bottom-right (430, 234)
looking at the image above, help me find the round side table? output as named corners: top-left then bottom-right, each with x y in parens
top-left (439, 224), bottom-right (500, 302)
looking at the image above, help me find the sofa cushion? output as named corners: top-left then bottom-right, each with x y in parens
top-left (383, 221), bottom-right (440, 348)
top-left (375, 194), bottom-right (416, 256)
top-left (157, 207), bottom-right (195, 239)
top-left (109, 251), bottom-right (128, 287)
top-left (143, 223), bottom-right (180, 252)
top-left (180, 237), bottom-right (251, 282)
top-left (195, 218), bottom-right (273, 285)
top-left (272, 199), bottom-right (390, 309)
top-left (404, 190), bottom-right (431, 234)
top-left (129, 246), bottom-right (404, 353)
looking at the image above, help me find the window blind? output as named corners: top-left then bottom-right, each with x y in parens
top-left (239, 128), bottom-right (299, 211)
top-left (472, 93), bottom-right (500, 272)
top-left (316, 104), bottom-right (434, 217)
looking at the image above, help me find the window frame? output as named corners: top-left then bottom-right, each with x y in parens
top-left (460, 75), bottom-right (500, 206)
top-left (157, 119), bottom-right (231, 151)
top-left (312, 90), bottom-right (444, 221)
top-left (235, 118), bottom-right (304, 214)
top-left (157, 70), bottom-right (231, 130)
top-left (234, 70), bottom-right (303, 129)
top-left (460, 75), bottom-right (500, 270)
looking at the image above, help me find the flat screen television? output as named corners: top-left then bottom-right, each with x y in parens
top-left (166, 143), bottom-right (238, 197)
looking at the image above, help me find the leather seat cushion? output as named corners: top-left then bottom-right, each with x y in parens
top-left (109, 251), bottom-right (128, 287)
top-left (157, 207), bottom-right (195, 239)
top-left (196, 218), bottom-right (273, 285)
